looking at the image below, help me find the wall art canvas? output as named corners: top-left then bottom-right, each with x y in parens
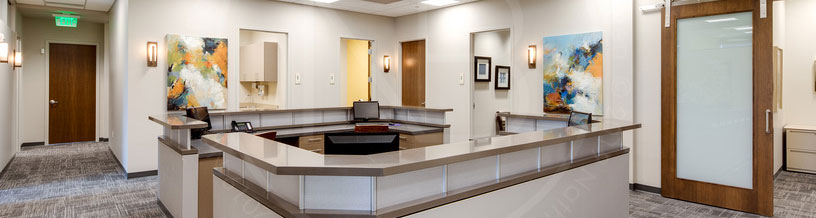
top-left (542, 31), bottom-right (603, 114)
top-left (166, 34), bottom-right (229, 110)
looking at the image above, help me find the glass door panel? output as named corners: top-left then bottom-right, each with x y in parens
top-left (675, 12), bottom-right (753, 189)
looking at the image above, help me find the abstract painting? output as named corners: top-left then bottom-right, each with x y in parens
top-left (542, 31), bottom-right (603, 114)
top-left (166, 34), bottom-right (228, 110)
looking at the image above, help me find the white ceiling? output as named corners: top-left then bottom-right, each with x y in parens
top-left (14, 0), bottom-right (115, 12)
top-left (277, 0), bottom-right (479, 17)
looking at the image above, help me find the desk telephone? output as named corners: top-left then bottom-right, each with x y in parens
top-left (231, 121), bottom-right (254, 133)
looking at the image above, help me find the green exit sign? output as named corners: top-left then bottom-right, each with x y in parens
top-left (53, 15), bottom-right (79, 27)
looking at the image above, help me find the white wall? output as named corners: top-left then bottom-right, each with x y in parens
top-left (108, 0), bottom-right (128, 171)
top-left (471, 30), bottom-right (511, 139)
top-left (0, 3), bottom-right (20, 169)
top-left (633, 0), bottom-right (662, 188)
top-left (395, 0), bottom-right (634, 153)
top-left (122, 0), bottom-right (398, 173)
top-left (20, 18), bottom-right (107, 144)
top-left (783, 2), bottom-right (816, 127)
top-left (772, 1), bottom-right (785, 175)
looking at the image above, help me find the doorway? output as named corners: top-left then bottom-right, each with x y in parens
top-left (48, 43), bottom-right (97, 144)
top-left (342, 38), bottom-right (371, 106)
top-left (470, 29), bottom-right (511, 140)
top-left (401, 40), bottom-right (426, 107)
top-left (660, 0), bottom-right (773, 216)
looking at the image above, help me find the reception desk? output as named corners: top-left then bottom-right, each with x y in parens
top-left (203, 118), bottom-right (640, 217)
top-left (149, 106), bottom-right (452, 218)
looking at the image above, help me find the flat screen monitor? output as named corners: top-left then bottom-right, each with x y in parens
top-left (567, 111), bottom-right (592, 127)
top-left (324, 132), bottom-right (398, 155)
top-left (353, 101), bottom-right (380, 121)
top-left (185, 107), bottom-right (212, 139)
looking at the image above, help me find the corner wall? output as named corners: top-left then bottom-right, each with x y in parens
top-left (108, 0), bottom-right (128, 171)
top-left (0, 3), bottom-right (21, 169)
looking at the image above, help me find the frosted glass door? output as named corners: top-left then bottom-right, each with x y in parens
top-left (675, 12), bottom-right (753, 189)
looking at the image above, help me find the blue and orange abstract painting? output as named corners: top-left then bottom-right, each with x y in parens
top-left (166, 34), bottom-right (228, 110)
top-left (542, 32), bottom-right (603, 114)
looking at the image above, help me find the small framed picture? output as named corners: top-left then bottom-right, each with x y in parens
top-left (495, 66), bottom-right (510, 90)
top-left (474, 56), bottom-right (492, 82)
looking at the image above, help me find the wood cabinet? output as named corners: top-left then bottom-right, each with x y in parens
top-left (786, 126), bottom-right (816, 174)
top-left (240, 42), bottom-right (278, 82)
top-left (399, 132), bottom-right (443, 150)
top-left (198, 156), bottom-right (223, 218)
top-left (298, 134), bottom-right (324, 154)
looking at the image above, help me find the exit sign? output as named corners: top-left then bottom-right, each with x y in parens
top-left (53, 15), bottom-right (79, 27)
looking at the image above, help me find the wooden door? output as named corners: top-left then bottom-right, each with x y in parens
top-left (401, 40), bottom-right (426, 107)
top-left (661, 0), bottom-right (773, 216)
top-left (49, 43), bottom-right (97, 144)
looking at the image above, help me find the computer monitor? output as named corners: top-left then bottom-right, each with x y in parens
top-left (324, 132), bottom-right (398, 155)
top-left (567, 111), bottom-right (592, 127)
top-left (353, 101), bottom-right (380, 121)
top-left (185, 107), bottom-right (212, 139)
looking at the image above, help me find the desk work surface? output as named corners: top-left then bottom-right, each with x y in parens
top-left (148, 114), bottom-right (209, 129)
top-left (202, 119), bottom-right (639, 177)
top-left (264, 123), bottom-right (442, 138)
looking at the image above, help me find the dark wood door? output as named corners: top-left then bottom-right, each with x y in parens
top-left (49, 43), bottom-right (96, 144)
top-left (660, 0), bottom-right (773, 216)
top-left (401, 40), bottom-right (425, 107)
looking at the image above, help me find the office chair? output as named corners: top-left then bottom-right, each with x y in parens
top-left (567, 111), bottom-right (592, 127)
top-left (185, 107), bottom-right (212, 139)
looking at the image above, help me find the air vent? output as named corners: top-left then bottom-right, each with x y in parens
top-left (362, 0), bottom-right (402, 4)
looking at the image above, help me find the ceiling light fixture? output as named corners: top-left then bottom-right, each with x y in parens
top-left (705, 18), bottom-right (737, 23)
top-left (310, 0), bottom-right (340, 3)
top-left (421, 0), bottom-right (459, 6)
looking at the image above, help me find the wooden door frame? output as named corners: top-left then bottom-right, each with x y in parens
top-left (398, 38), bottom-right (428, 107)
top-left (468, 27), bottom-right (512, 140)
top-left (660, 0), bottom-right (773, 216)
top-left (44, 41), bottom-right (101, 145)
top-left (339, 37), bottom-right (375, 105)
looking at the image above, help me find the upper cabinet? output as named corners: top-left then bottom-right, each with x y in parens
top-left (240, 42), bottom-right (278, 82)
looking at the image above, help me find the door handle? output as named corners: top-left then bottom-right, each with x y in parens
top-left (765, 109), bottom-right (772, 134)
top-left (49, 100), bottom-right (58, 105)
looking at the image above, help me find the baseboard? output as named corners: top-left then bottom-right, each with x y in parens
top-left (107, 147), bottom-right (126, 175)
top-left (157, 199), bottom-right (175, 218)
top-left (630, 183), bottom-right (661, 194)
top-left (98, 137), bottom-right (109, 142)
top-left (0, 155), bottom-right (16, 179)
top-left (127, 170), bottom-right (158, 179)
top-left (21, 141), bottom-right (44, 147)
top-left (775, 168), bottom-right (783, 179)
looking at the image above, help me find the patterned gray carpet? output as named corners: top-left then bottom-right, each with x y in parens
top-left (1, 142), bottom-right (814, 217)
top-left (630, 171), bottom-right (816, 218)
top-left (0, 142), bottom-right (167, 218)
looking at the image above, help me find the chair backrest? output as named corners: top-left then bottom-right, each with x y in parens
top-left (185, 107), bottom-right (212, 139)
top-left (567, 111), bottom-right (592, 127)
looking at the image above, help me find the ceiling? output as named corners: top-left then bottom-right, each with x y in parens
top-left (276, 0), bottom-right (479, 17)
top-left (14, 0), bottom-right (114, 11)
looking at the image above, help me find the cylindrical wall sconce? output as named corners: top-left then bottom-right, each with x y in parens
top-left (12, 50), bottom-right (22, 68)
top-left (147, 41), bottom-right (158, 67)
top-left (383, 55), bottom-right (391, 72)
top-left (528, 45), bottom-right (536, 69)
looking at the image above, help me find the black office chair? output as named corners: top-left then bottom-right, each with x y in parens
top-left (185, 107), bottom-right (212, 139)
top-left (567, 111), bottom-right (592, 127)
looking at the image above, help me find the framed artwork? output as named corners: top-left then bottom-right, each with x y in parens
top-left (542, 31), bottom-right (603, 114)
top-left (474, 56), bottom-right (492, 82)
top-left (166, 34), bottom-right (229, 110)
top-left (773, 46), bottom-right (783, 111)
top-left (495, 66), bottom-right (510, 90)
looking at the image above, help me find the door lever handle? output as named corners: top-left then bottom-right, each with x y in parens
top-left (49, 100), bottom-right (58, 105)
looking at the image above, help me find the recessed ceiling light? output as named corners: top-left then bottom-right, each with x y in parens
top-left (734, 26), bottom-right (753, 31)
top-left (310, 0), bottom-right (339, 3)
top-left (705, 18), bottom-right (737, 23)
top-left (421, 0), bottom-right (459, 6)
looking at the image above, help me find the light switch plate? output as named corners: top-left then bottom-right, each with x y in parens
top-left (459, 73), bottom-right (464, 85)
top-left (295, 74), bottom-right (301, 85)
top-left (330, 74), bottom-right (335, 85)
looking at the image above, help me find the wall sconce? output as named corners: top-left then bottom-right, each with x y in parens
top-left (0, 42), bottom-right (8, 63)
top-left (12, 50), bottom-right (21, 69)
top-left (383, 55), bottom-right (391, 72)
top-left (147, 41), bottom-right (158, 67)
top-left (528, 45), bottom-right (536, 69)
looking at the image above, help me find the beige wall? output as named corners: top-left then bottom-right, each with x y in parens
top-left (0, 3), bottom-right (22, 169)
top-left (20, 17), bottom-right (107, 144)
top-left (346, 39), bottom-right (369, 106)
